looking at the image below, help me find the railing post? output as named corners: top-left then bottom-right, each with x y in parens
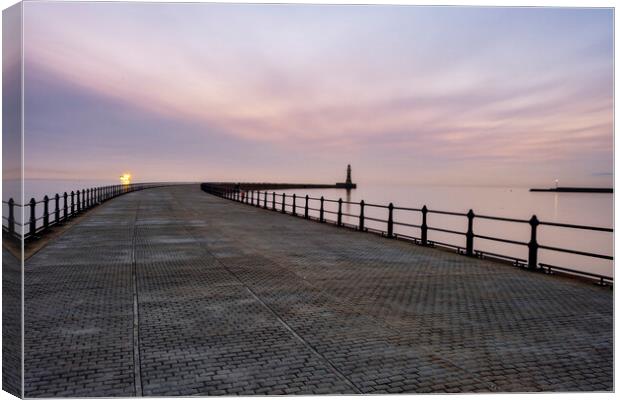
top-left (29, 198), bottom-right (36, 237)
top-left (337, 198), bottom-right (343, 227)
top-left (528, 215), bottom-right (539, 270)
top-left (70, 191), bottom-right (75, 215)
top-left (281, 193), bottom-right (286, 214)
top-left (250, 190), bottom-right (254, 205)
top-left (54, 194), bottom-right (60, 224)
top-left (43, 195), bottom-right (50, 230)
top-left (76, 190), bottom-right (81, 213)
top-left (272, 192), bottom-right (276, 211)
top-left (421, 205), bottom-right (428, 245)
top-left (264, 192), bottom-right (268, 209)
top-left (86, 189), bottom-right (90, 208)
top-left (304, 195), bottom-right (309, 219)
top-left (292, 194), bottom-right (297, 216)
top-left (7, 198), bottom-right (15, 234)
top-left (387, 203), bottom-right (394, 237)
top-left (63, 192), bottom-right (68, 220)
top-left (83, 189), bottom-right (86, 209)
top-left (320, 196), bottom-right (325, 222)
top-left (466, 209), bottom-right (475, 256)
top-left (359, 200), bottom-right (365, 231)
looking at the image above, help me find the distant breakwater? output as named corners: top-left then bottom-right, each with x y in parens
top-left (530, 187), bottom-right (613, 193)
top-left (203, 182), bottom-right (357, 191)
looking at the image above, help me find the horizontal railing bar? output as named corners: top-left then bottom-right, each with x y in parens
top-left (474, 234), bottom-right (528, 246)
top-left (427, 209), bottom-right (467, 217)
top-left (539, 221), bottom-right (612, 232)
top-left (475, 214), bottom-right (529, 223)
top-left (364, 202), bottom-right (389, 208)
top-left (2, 202), bottom-right (24, 207)
top-left (427, 226), bottom-right (465, 236)
top-left (393, 206), bottom-right (422, 212)
top-left (393, 221), bottom-right (421, 228)
top-left (538, 245), bottom-right (613, 260)
top-left (364, 216), bottom-right (388, 223)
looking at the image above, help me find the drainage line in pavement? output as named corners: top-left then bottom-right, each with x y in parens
top-left (170, 198), bottom-right (363, 394)
top-left (131, 200), bottom-right (144, 397)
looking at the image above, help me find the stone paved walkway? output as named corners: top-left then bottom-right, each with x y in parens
top-left (24, 185), bottom-right (613, 396)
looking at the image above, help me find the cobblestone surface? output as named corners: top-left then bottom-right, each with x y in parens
top-left (3, 247), bottom-right (22, 398)
top-left (24, 185), bottom-right (613, 396)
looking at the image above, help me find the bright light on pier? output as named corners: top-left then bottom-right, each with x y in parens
top-left (120, 173), bottom-right (132, 185)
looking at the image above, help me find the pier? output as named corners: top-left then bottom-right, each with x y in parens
top-left (20, 184), bottom-right (612, 396)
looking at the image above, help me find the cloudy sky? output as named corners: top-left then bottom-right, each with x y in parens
top-left (22, 2), bottom-right (613, 186)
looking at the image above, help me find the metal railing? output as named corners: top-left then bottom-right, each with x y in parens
top-left (2, 183), bottom-right (176, 240)
top-left (201, 183), bottom-right (613, 284)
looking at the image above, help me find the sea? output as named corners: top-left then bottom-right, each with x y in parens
top-left (3, 179), bottom-right (613, 277)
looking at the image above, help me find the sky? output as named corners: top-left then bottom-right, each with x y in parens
top-left (20, 2), bottom-right (613, 187)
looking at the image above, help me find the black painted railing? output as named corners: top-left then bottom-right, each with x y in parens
top-left (2, 183), bottom-right (176, 240)
top-left (201, 183), bottom-right (613, 285)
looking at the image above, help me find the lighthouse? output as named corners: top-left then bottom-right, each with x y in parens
top-left (336, 165), bottom-right (357, 189)
top-left (346, 165), bottom-right (352, 185)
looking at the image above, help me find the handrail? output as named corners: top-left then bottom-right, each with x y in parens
top-left (201, 182), bottom-right (613, 284)
top-left (2, 182), bottom-right (186, 240)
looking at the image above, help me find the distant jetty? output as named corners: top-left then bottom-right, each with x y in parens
top-left (217, 165), bottom-right (357, 191)
top-left (530, 187), bottom-right (613, 193)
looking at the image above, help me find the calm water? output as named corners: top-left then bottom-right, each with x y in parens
top-left (4, 180), bottom-right (614, 277)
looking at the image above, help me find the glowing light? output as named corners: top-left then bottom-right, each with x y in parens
top-left (120, 173), bottom-right (132, 185)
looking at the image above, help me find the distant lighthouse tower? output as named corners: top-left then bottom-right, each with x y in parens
top-left (336, 165), bottom-right (357, 189)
